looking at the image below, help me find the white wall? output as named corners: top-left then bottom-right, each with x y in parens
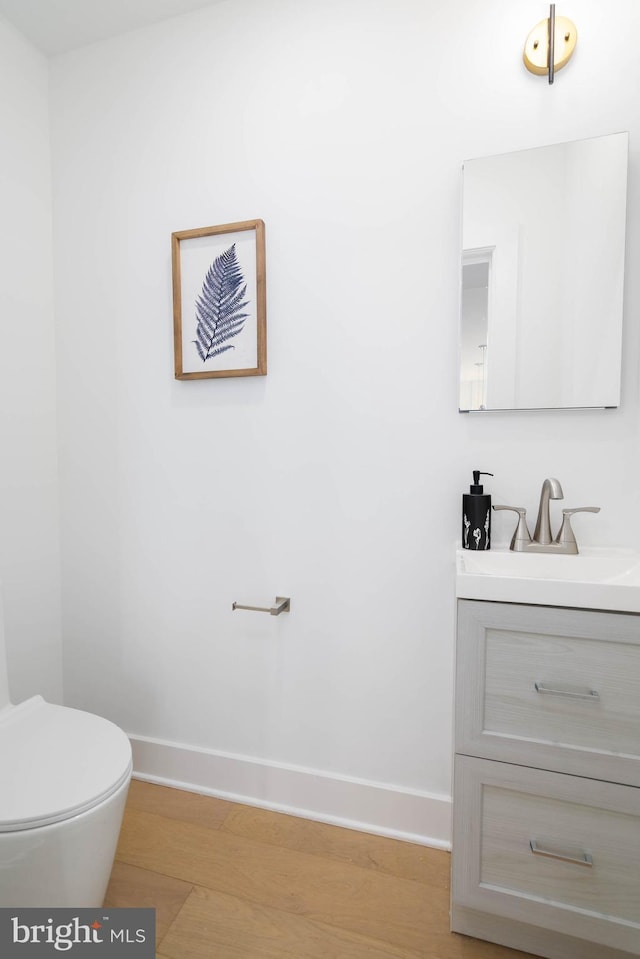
top-left (0, 16), bottom-right (62, 704)
top-left (48, 0), bottom-right (640, 844)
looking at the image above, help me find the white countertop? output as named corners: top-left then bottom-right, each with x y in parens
top-left (456, 546), bottom-right (640, 613)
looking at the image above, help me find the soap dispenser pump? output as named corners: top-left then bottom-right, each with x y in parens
top-left (462, 471), bottom-right (494, 550)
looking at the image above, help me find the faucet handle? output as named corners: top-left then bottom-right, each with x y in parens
top-left (493, 505), bottom-right (532, 551)
top-left (555, 507), bottom-right (601, 551)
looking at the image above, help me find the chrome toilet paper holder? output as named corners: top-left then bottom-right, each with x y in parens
top-left (232, 596), bottom-right (291, 616)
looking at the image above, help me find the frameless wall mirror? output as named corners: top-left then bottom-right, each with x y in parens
top-left (459, 132), bottom-right (628, 411)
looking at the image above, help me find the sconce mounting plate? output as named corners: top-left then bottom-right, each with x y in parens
top-left (524, 14), bottom-right (577, 78)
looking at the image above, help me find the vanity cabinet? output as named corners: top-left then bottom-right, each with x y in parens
top-left (451, 600), bottom-right (640, 959)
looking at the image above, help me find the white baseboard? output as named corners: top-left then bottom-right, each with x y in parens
top-left (129, 733), bottom-right (451, 849)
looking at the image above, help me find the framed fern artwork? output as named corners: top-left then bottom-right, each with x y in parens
top-left (171, 219), bottom-right (266, 379)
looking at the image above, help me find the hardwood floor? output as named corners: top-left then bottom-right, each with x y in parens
top-left (105, 779), bottom-right (535, 959)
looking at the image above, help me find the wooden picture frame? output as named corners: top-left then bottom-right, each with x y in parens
top-left (172, 219), bottom-right (266, 380)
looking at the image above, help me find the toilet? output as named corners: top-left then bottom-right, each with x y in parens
top-left (0, 593), bottom-right (132, 907)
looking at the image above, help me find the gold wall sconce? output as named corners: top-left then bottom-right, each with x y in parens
top-left (524, 4), bottom-right (577, 84)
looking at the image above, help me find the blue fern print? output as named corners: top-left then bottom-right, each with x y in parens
top-left (193, 243), bottom-right (250, 362)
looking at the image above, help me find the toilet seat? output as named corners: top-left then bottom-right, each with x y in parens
top-left (0, 695), bottom-right (132, 832)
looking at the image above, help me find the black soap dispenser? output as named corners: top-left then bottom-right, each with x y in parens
top-left (462, 471), bottom-right (494, 550)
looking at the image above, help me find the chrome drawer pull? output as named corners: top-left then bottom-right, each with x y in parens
top-left (534, 682), bottom-right (600, 701)
top-left (530, 839), bottom-right (593, 868)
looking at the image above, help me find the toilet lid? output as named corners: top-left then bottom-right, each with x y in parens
top-left (0, 695), bottom-right (132, 831)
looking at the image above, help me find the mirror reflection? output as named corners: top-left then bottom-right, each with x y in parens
top-left (459, 132), bottom-right (628, 412)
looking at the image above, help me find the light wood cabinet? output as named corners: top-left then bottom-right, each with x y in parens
top-left (452, 600), bottom-right (640, 959)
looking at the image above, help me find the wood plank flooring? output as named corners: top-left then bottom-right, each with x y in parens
top-left (105, 779), bottom-right (535, 959)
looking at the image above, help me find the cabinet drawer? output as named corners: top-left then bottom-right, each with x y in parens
top-left (456, 600), bottom-right (640, 785)
top-left (452, 756), bottom-right (640, 954)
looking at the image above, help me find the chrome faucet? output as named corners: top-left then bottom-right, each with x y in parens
top-left (493, 478), bottom-right (600, 554)
top-left (533, 477), bottom-right (564, 545)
